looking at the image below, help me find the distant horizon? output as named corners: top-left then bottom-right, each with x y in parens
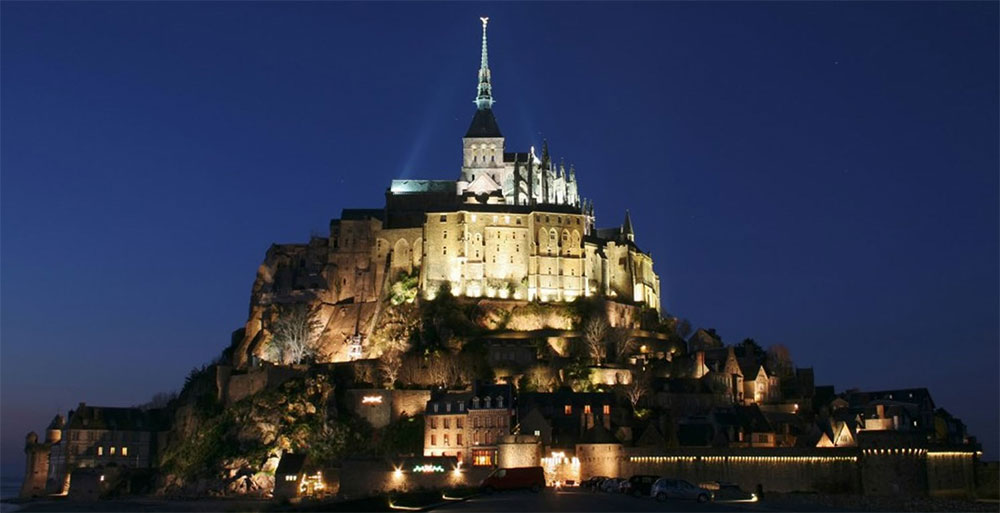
top-left (2, 2), bottom-right (997, 478)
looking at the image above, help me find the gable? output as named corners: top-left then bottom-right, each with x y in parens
top-left (465, 172), bottom-right (502, 195)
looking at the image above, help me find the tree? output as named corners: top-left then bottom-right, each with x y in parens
top-left (608, 328), bottom-right (635, 363)
top-left (623, 368), bottom-right (651, 411)
top-left (766, 344), bottom-right (794, 377)
top-left (676, 318), bottom-right (693, 340)
top-left (738, 338), bottom-right (765, 360)
top-left (267, 304), bottom-right (322, 364)
top-left (379, 350), bottom-right (403, 388)
top-left (584, 316), bottom-right (609, 366)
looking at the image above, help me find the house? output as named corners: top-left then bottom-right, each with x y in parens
top-left (424, 383), bottom-right (514, 466)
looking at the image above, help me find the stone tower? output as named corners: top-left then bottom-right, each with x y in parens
top-left (461, 17), bottom-right (507, 194)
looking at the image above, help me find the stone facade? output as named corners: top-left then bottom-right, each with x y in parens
top-left (231, 17), bottom-right (660, 369)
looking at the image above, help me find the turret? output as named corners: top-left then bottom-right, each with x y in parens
top-left (46, 414), bottom-right (64, 444)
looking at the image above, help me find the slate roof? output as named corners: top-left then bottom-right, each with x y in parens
top-left (579, 421), bottom-right (617, 444)
top-left (340, 208), bottom-right (384, 221)
top-left (275, 453), bottom-right (307, 476)
top-left (65, 404), bottom-right (166, 431)
top-left (465, 109), bottom-right (503, 138)
top-left (845, 388), bottom-right (934, 410)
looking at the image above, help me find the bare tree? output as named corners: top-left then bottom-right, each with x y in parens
top-left (623, 368), bottom-right (651, 411)
top-left (267, 304), bottom-right (321, 365)
top-left (766, 344), bottom-right (794, 377)
top-left (608, 328), bottom-right (635, 363)
top-left (379, 350), bottom-right (403, 388)
top-left (584, 316), bottom-right (609, 366)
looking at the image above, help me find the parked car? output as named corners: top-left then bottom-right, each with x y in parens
top-left (651, 478), bottom-right (715, 502)
top-left (699, 481), bottom-right (757, 502)
top-left (480, 467), bottom-right (546, 493)
top-left (627, 475), bottom-right (660, 497)
top-left (582, 476), bottom-right (608, 490)
top-left (562, 479), bottom-right (577, 487)
top-left (600, 477), bottom-right (627, 493)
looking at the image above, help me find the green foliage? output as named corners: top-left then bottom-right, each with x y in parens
top-left (161, 370), bottom-right (370, 482)
top-left (378, 415), bottom-right (425, 457)
top-left (389, 271), bottom-right (419, 306)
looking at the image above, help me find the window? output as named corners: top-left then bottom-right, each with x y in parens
top-left (433, 404), bottom-right (439, 413)
top-left (564, 405), bottom-right (572, 415)
top-left (97, 446), bottom-right (103, 456)
top-left (457, 434), bottom-right (463, 446)
top-left (122, 446), bottom-right (128, 457)
top-left (457, 418), bottom-right (464, 429)
top-left (497, 397), bottom-right (503, 408)
top-left (444, 434), bottom-right (450, 446)
top-left (485, 397), bottom-right (491, 408)
top-left (446, 403), bottom-right (452, 413)
top-left (474, 432), bottom-right (480, 444)
top-left (443, 246), bottom-right (447, 255)
top-left (487, 417), bottom-right (494, 428)
top-left (444, 418), bottom-right (450, 429)
top-left (534, 430), bottom-right (541, 436)
top-left (603, 405), bottom-right (610, 415)
top-left (110, 446), bottom-right (116, 455)
top-left (440, 215), bottom-right (447, 222)
top-left (459, 403), bottom-right (465, 412)
top-left (443, 230), bottom-right (448, 239)
top-left (584, 405), bottom-right (592, 415)
top-left (431, 435), bottom-right (437, 445)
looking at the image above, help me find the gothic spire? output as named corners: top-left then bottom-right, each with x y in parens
top-left (475, 17), bottom-right (494, 110)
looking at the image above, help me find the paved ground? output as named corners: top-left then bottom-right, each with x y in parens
top-left (434, 488), bottom-right (839, 512)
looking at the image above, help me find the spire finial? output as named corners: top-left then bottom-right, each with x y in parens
top-left (475, 17), bottom-right (494, 110)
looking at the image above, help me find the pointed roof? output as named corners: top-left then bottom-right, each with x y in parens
top-left (622, 210), bottom-right (634, 237)
top-left (474, 17), bottom-right (495, 110)
top-left (579, 421), bottom-right (618, 444)
top-left (465, 108), bottom-right (502, 138)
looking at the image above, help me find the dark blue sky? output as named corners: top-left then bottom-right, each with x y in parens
top-left (2, 2), bottom-right (997, 475)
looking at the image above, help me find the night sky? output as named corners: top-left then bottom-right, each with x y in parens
top-left (2, 2), bottom-right (997, 476)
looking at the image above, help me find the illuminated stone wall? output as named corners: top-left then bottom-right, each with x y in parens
top-left (576, 443), bottom-right (622, 480)
top-left (621, 449), bottom-right (860, 494)
top-left (497, 435), bottom-right (542, 469)
top-left (337, 459), bottom-right (492, 495)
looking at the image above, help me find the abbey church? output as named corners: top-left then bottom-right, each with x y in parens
top-left (233, 19), bottom-right (660, 367)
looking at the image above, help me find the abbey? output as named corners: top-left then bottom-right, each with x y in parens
top-left (235, 19), bottom-right (659, 366)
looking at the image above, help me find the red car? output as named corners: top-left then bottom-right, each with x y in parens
top-left (480, 466), bottom-right (546, 493)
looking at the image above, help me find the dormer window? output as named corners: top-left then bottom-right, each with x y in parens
top-left (446, 403), bottom-right (452, 413)
top-left (433, 404), bottom-right (439, 413)
top-left (497, 396), bottom-right (504, 408)
top-left (459, 402), bottom-right (465, 412)
top-left (485, 397), bottom-right (491, 408)
top-left (473, 397), bottom-right (480, 408)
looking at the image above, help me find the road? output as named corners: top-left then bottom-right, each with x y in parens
top-left (434, 489), bottom-right (839, 512)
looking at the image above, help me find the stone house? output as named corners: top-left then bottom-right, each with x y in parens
top-left (423, 383), bottom-right (513, 467)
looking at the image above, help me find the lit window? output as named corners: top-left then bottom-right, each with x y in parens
top-left (122, 447), bottom-right (128, 456)
top-left (564, 405), bottom-right (572, 415)
top-left (584, 405), bottom-right (592, 415)
top-left (285, 475), bottom-right (297, 482)
top-left (603, 405), bottom-right (610, 415)
top-left (534, 430), bottom-right (541, 436)
top-left (444, 434), bottom-right (450, 446)
top-left (110, 446), bottom-right (116, 455)
top-left (97, 447), bottom-right (103, 456)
